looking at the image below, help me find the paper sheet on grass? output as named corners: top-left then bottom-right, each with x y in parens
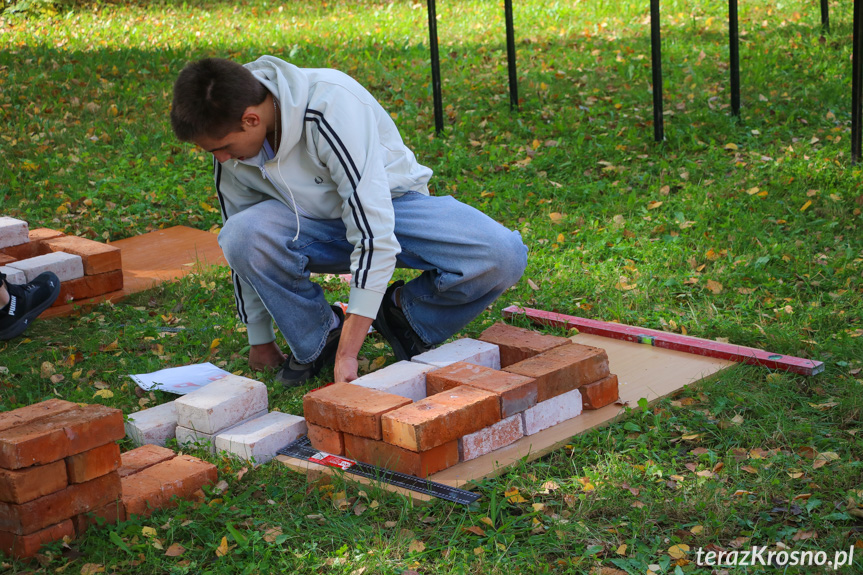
top-left (129, 362), bottom-right (231, 395)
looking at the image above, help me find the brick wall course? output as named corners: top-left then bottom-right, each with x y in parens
top-left (459, 414), bottom-right (524, 462)
top-left (0, 460), bottom-right (68, 505)
top-left (65, 442), bottom-right (121, 484)
top-left (504, 343), bottom-right (610, 402)
top-left (303, 382), bottom-right (412, 440)
top-left (0, 519), bottom-right (75, 559)
top-left (120, 454), bottom-right (217, 518)
top-left (381, 385), bottom-right (500, 452)
top-left (43, 236), bottom-right (122, 276)
top-left (6, 251), bottom-right (84, 283)
top-left (307, 423), bottom-right (345, 456)
top-left (478, 322), bottom-right (572, 367)
top-left (118, 444), bottom-right (177, 478)
top-left (53, 270), bottom-right (124, 307)
top-left (343, 434), bottom-right (458, 478)
top-left (425, 361), bottom-right (537, 418)
top-left (411, 338), bottom-right (501, 370)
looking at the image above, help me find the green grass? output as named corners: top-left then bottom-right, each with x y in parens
top-left (1, 0), bottom-right (862, 573)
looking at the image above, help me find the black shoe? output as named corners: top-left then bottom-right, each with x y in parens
top-left (0, 272), bottom-right (61, 341)
top-left (372, 281), bottom-right (432, 361)
top-left (276, 305), bottom-right (344, 388)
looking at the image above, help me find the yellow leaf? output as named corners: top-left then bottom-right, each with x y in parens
top-left (746, 186), bottom-right (761, 195)
top-left (480, 516), bottom-right (495, 527)
top-left (705, 279), bottom-right (723, 294)
top-left (210, 338), bottom-right (221, 349)
top-left (474, 547), bottom-right (485, 555)
top-left (531, 139), bottom-right (541, 149)
top-left (616, 543), bottom-right (627, 555)
top-left (80, 564), bottom-right (105, 575)
top-left (408, 540), bottom-right (426, 553)
top-left (532, 503), bottom-right (545, 512)
top-left (724, 143), bottom-right (739, 151)
top-left (215, 536), bottom-right (229, 557)
top-left (369, 356), bottom-right (387, 371)
top-left (800, 200), bottom-right (812, 212)
top-left (557, 233), bottom-right (565, 243)
top-left (681, 433), bottom-right (702, 441)
top-left (548, 212), bottom-right (564, 224)
top-left (505, 487), bottom-right (527, 503)
top-left (668, 544), bottom-right (690, 559)
top-left (647, 201), bottom-right (663, 210)
top-left (690, 525), bottom-right (704, 535)
top-left (142, 526), bottom-right (157, 537)
top-left (480, 191), bottom-right (495, 198)
top-left (742, 465), bottom-right (758, 474)
top-left (93, 389), bottom-right (114, 399)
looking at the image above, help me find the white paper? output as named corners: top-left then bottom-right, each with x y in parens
top-left (129, 363), bottom-right (231, 395)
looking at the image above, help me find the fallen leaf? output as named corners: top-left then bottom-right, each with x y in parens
top-left (724, 143), bottom-right (739, 151)
top-left (41, 362), bottom-right (56, 378)
top-left (80, 564), bottom-right (104, 575)
top-left (616, 544), bottom-right (627, 555)
top-left (668, 544), bottom-right (690, 559)
top-left (215, 536), bottom-right (229, 557)
top-left (480, 517), bottom-right (495, 527)
top-left (505, 487), bottom-right (527, 503)
top-left (705, 279), bottom-right (723, 294)
top-left (690, 525), bottom-right (704, 535)
top-left (464, 526), bottom-right (486, 536)
top-left (527, 278), bottom-right (540, 291)
top-left (548, 212), bottom-right (564, 224)
top-left (792, 530), bottom-right (817, 541)
top-left (408, 540), bottom-right (426, 553)
top-left (93, 389), bottom-right (114, 399)
top-left (647, 201), bottom-right (663, 210)
top-left (141, 526), bottom-right (157, 538)
top-left (164, 543), bottom-right (185, 557)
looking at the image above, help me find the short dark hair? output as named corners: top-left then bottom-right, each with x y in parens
top-left (170, 58), bottom-right (268, 141)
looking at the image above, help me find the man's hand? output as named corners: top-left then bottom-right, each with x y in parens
top-left (249, 341), bottom-right (287, 371)
top-left (334, 313), bottom-right (374, 382)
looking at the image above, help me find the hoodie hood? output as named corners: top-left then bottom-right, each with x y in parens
top-left (244, 56), bottom-right (309, 157)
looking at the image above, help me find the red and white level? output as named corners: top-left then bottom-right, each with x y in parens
top-left (502, 306), bottom-right (824, 376)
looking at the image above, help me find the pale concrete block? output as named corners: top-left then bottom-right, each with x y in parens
top-left (0, 266), bottom-right (26, 285)
top-left (521, 388), bottom-right (583, 436)
top-left (411, 338), bottom-right (500, 370)
top-left (6, 252), bottom-right (83, 282)
top-left (0, 217), bottom-right (29, 249)
top-left (175, 409), bottom-right (267, 454)
top-left (175, 374), bottom-right (268, 435)
top-left (125, 401), bottom-right (178, 447)
top-left (214, 412), bottom-right (307, 465)
top-left (459, 414), bottom-right (524, 462)
top-left (352, 360), bottom-right (436, 401)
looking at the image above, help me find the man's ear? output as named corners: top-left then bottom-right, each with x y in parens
top-left (241, 107), bottom-right (261, 128)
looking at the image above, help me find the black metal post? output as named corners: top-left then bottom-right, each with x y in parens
top-left (821, 0), bottom-right (829, 32)
top-left (853, 0), bottom-right (863, 162)
top-left (650, 0), bottom-right (664, 141)
top-left (504, 0), bottom-right (519, 110)
top-left (427, 0), bottom-right (444, 133)
top-left (729, 0), bottom-right (740, 116)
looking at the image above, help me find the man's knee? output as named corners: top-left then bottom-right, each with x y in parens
top-left (493, 230), bottom-right (528, 289)
top-left (218, 209), bottom-right (262, 264)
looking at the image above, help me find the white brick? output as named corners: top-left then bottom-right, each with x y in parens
top-left (214, 411), bottom-right (307, 465)
top-left (521, 388), bottom-right (583, 436)
top-left (175, 409), bottom-right (267, 454)
top-left (6, 252), bottom-right (83, 282)
top-left (0, 266), bottom-right (26, 285)
top-left (0, 217), bottom-right (29, 249)
top-left (411, 338), bottom-right (500, 370)
top-left (352, 360), bottom-right (435, 401)
top-left (459, 414), bottom-right (524, 461)
top-left (175, 374), bottom-right (269, 435)
top-left (125, 401), bottom-right (178, 447)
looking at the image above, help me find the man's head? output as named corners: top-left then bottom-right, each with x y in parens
top-left (170, 58), bottom-right (269, 145)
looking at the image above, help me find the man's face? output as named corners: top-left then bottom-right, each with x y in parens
top-left (195, 113), bottom-right (266, 163)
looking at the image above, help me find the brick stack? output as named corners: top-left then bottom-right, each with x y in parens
top-left (127, 374), bottom-right (307, 465)
top-left (0, 399), bottom-right (125, 559)
top-left (0, 401), bottom-right (221, 559)
top-left (302, 322), bottom-right (620, 473)
top-left (0, 216), bottom-right (123, 306)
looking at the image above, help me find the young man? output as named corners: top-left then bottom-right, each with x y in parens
top-left (170, 56), bottom-right (527, 387)
top-left (0, 271), bottom-right (61, 340)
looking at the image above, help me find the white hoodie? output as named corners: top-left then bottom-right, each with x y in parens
top-left (214, 56), bottom-right (433, 345)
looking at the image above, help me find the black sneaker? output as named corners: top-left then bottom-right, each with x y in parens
top-left (276, 305), bottom-right (345, 388)
top-left (372, 280), bottom-right (432, 361)
top-left (0, 272), bottom-right (61, 341)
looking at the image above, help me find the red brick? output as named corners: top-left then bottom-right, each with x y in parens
top-left (0, 399), bottom-right (78, 434)
top-left (120, 454), bottom-right (217, 518)
top-left (0, 460), bottom-right (68, 504)
top-left (579, 374), bottom-right (619, 410)
top-left (303, 382), bottom-right (412, 440)
top-left (53, 270), bottom-right (124, 307)
top-left (43, 236), bottom-right (122, 276)
top-left (426, 361), bottom-right (537, 418)
top-left (0, 404), bottom-right (125, 470)
top-left (0, 254), bottom-right (15, 266)
top-left (479, 322), bottom-right (572, 367)
top-left (65, 442), bottom-right (121, 484)
top-left (0, 471), bottom-right (121, 535)
top-left (0, 519), bottom-right (74, 559)
top-left (504, 343), bottom-right (610, 402)
top-left (307, 423), bottom-right (345, 456)
top-left (382, 386), bottom-right (500, 452)
top-left (344, 434), bottom-right (458, 478)
top-left (73, 500), bottom-right (126, 536)
top-left (118, 444), bottom-right (176, 478)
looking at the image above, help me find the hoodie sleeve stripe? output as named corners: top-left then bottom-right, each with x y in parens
top-left (214, 157), bottom-right (249, 323)
top-left (306, 109), bottom-right (376, 289)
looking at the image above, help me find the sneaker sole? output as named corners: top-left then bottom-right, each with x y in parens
top-left (0, 280), bottom-right (62, 341)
